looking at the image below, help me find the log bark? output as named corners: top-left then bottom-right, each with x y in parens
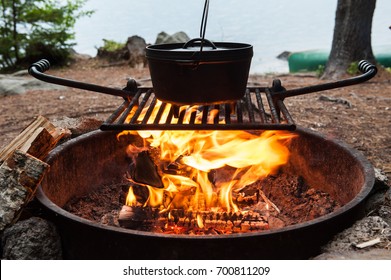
top-left (0, 115), bottom-right (64, 231)
top-left (0, 150), bottom-right (49, 231)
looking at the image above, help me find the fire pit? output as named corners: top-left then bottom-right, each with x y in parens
top-left (30, 58), bottom-right (377, 259)
top-left (37, 128), bottom-right (374, 259)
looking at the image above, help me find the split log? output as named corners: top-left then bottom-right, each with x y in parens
top-left (0, 115), bottom-right (65, 163)
top-left (0, 150), bottom-right (49, 231)
top-left (19, 127), bottom-right (53, 159)
top-left (0, 116), bottom-right (64, 231)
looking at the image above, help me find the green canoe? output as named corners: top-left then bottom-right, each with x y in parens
top-left (288, 45), bottom-right (391, 72)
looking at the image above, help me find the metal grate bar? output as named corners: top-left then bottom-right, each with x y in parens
top-left (202, 106), bottom-right (209, 124)
top-left (255, 88), bottom-right (267, 123)
top-left (129, 89), bottom-right (153, 124)
top-left (117, 90), bottom-right (142, 124)
top-left (277, 100), bottom-right (295, 125)
top-left (165, 106), bottom-right (175, 124)
top-left (153, 102), bottom-right (167, 125)
top-left (236, 101), bottom-right (243, 123)
top-left (213, 105), bottom-right (220, 124)
top-left (189, 110), bottom-right (197, 124)
top-left (244, 89), bottom-right (255, 123)
top-left (106, 99), bottom-right (129, 124)
top-left (177, 108), bottom-right (187, 124)
top-left (224, 104), bottom-right (232, 124)
top-left (265, 88), bottom-right (280, 123)
top-left (101, 87), bottom-right (297, 131)
top-left (141, 96), bottom-right (158, 124)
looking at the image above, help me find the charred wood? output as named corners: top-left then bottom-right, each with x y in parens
top-left (129, 151), bottom-right (164, 188)
top-left (118, 206), bottom-right (270, 233)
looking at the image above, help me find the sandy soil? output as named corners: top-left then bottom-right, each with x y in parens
top-left (1, 58), bottom-right (390, 179)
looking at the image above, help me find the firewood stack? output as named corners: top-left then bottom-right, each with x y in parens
top-left (0, 116), bottom-right (66, 231)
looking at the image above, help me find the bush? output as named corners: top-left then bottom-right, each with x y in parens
top-left (347, 61), bottom-right (359, 75)
top-left (96, 39), bottom-right (128, 61)
top-left (0, 0), bottom-right (93, 72)
top-left (100, 39), bottom-right (125, 52)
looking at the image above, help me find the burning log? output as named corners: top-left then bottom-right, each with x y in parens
top-left (236, 192), bottom-right (258, 204)
top-left (118, 205), bottom-right (149, 229)
top-left (118, 205), bottom-right (270, 234)
top-left (129, 151), bottom-right (164, 188)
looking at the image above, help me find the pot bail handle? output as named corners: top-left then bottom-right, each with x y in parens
top-left (199, 0), bottom-right (210, 52)
top-left (183, 38), bottom-right (217, 49)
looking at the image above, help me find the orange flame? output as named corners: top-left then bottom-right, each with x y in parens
top-left (120, 129), bottom-right (295, 212)
top-left (117, 97), bottom-right (296, 212)
top-left (126, 186), bottom-right (137, 206)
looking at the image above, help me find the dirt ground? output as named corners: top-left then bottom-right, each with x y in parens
top-left (1, 58), bottom-right (390, 180)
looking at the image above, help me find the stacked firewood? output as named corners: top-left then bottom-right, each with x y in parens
top-left (0, 116), bottom-right (65, 231)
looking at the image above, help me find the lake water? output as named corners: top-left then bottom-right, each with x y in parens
top-left (74, 0), bottom-right (390, 74)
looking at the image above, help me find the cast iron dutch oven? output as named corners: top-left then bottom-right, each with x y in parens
top-left (146, 38), bottom-right (253, 105)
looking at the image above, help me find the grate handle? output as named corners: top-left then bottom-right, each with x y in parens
top-left (273, 60), bottom-right (377, 99)
top-left (28, 59), bottom-right (136, 98)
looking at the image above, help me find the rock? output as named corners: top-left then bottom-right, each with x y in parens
top-left (11, 70), bottom-right (29, 77)
top-left (69, 49), bottom-right (92, 62)
top-left (97, 39), bottom-right (128, 61)
top-left (96, 35), bottom-right (149, 68)
top-left (0, 74), bottom-right (62, 96)
top-left (313, 249), bottom-right (391, 260)
top-left (51, 116), bottom-right (102, 139)
top-left (368, 188), bottom-right (391, 226)
top-left (155, 31), bottom-right (190, 45)
top-left (314, 216), bottom-right (391, 259)
top-left (365, 169), bottom-right (391, 225)
top-left (126, 35), bottom-right (148, 68)
top-left (374, 168), bottom-right (389, 188)
top-left (277, 51), bottom-right (291, 61)
top-left (1, 217), bottom-right (62, 259)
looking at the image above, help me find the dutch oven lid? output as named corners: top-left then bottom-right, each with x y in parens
top-left (146, 38), bottom-right (253, 62)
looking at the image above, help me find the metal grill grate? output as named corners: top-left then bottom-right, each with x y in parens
top-left (100, 87), bottom-right (296, 131)
top-left (28, 59), bottom-right (377, 132)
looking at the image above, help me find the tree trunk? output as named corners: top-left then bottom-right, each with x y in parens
top-left (12, 0), bottom-right (20, 64)
top-left (322, 0), bottom-right (376, 79)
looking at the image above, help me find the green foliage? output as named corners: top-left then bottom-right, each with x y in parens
top-left (347, 61), bottom-right (359, 75)
top-left (315, 64), bottom-right (325, 77)
top-left (0, 0), bottom-right (93, 71)
top-left (100, 39), bottom-right (125, 52)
